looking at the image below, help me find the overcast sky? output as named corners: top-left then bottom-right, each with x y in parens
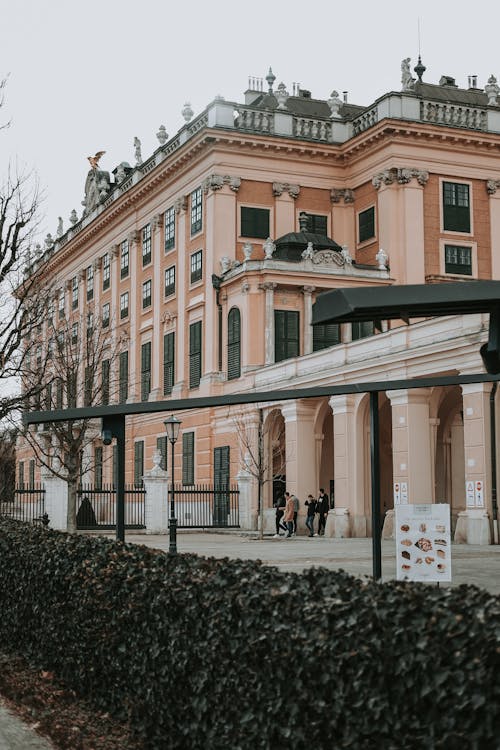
top-left (2, 0), bottom-right (500, 241)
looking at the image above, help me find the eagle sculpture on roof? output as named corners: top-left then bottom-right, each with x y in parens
top-left (87, 150), bottom-right (106, 170)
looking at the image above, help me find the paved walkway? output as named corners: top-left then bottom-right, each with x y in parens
top-left (0, 702), bottom-right (53, 750)
top-left (121, 531), bottom-right (500, 595)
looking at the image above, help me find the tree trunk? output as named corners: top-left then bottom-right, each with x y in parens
top-left (66, 475), bottom-right (79, 534)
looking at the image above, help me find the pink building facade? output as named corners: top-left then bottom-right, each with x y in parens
top-left (18, 62), bottom-right (500, 543)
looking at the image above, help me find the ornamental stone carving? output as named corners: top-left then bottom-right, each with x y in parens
top-left (272, 182), bottom-right (300, 199)
top-left (203, 174), bottom-right (241, 193)
top-left (69, 209), bottom-right (78, 225)
top-left (81, 169), bottom-right (111, 216)
top-left (133, 137), bottom-right (142, 166)
top-left (174, 196), bottom-right (188, 213)
top-left (152, 213), bottom-right (163, 230)
top-left (111, 243), bottom-right (120, 258)
top-left (242, 242), bottom-right (253, 260)
top-left (301, 242), bottom-right (314, 260)
top-left (56, 217), bottom-right (63, 237)
top-left (241, 281), bottom-right (250, 294)
top-left (258, 282), bottom-right (278, 292)
top-left (263, 237), bottom-right (276, 259)
top-left (486, 179), bottom-right (500, 195)
top-left (162, 310), bottom-right (178, 324)
top-left (485, 75), bottom-right (500, 106)
top-left (275, 82), bottom-right (289, 110)
top-left (128, 230), bottom-right (140, 244)
top-left (302, 285), bottom-right (316, 294)
top-left (220, 256), bottom-right (231, 273)
top-left (327, 90), bottom-right (343, 119)
top-left (331, 187), bottom-right (354, 204)
top-left (156, 125), bottom-right (168, 145)
top-left (401, 58), bottom-right (415, 91)
top-left (375, 247), bottom-right (389, 270)
top-left (372, 170), bottom-right (395, 189)
top-left (312, 249), bottom-right (345, 267)
top-left (341, 245), bottom-right (353, 265)
top-left (372, 167), bottom-right (429, 189)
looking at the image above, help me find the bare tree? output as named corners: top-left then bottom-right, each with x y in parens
top-left (229, 406), bottom-right (287, 538)
top-left (20, 307), bottom-right (120, 532)
top-left (0, 427), bottom-right (16, 501)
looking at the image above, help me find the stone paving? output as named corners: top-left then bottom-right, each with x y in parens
top-left (122, 531), bottom-right (500, 595)
top-left (0, 702), bottom-right (53, 750)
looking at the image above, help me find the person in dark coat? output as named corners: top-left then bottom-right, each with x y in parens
top-left (273, 495), bottom-right (287, 537)
top-left (304, 494), bottom-right (317, 537)
top-left (317, 488), bottom-right (329, 536)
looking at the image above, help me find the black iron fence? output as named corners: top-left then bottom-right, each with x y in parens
top-left (173, 484), bottom-right (240, 528)
top-left (1, 486), bottom-right (46, 524)
top-left (77, 484), bottom-right (146, 530)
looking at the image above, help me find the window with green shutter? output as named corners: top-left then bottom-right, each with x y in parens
top-left (163, 332), bottom-right (175, 395)
top-left (443, 182), bottom-right (470, 233)
top-left (189, 321), bottom-right (202, 389)
top-left (358, 207), bottom-right (375, 243)
top-left (213, 445), bottom-right (230, 525)
top-left (214, 446), bottom-right (230, 486)
top-left (444, 244), bottom-right (472, 275)
top-left (305, 214), bottom-right (328, 235)
top-left (351, 321), bottom-right (374, 341)
top-left (241, 207), bottom-right (270, 239)
top-left (274, 310), bottom-right (299, 363)
top-left (141, 342), bottom-right (151, 401)
top-left (182, 432), bottom-right (195, 485)
top-left (119, 351), bottom-right (128, 403)
top-left (227, 308), bottom-right (241, 380)
top-left (313, 323), bottom-right (341, 352)
top-left (191, 188), bottom-right (203, 235)
top-left (134, 441), bottom-right (144, 487)
top-left (156, 436), bottom-right (168, 470)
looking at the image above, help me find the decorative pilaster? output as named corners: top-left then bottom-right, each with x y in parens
top-left (273, 183), bottom-right (299, 237)
top-left (330, 188), bottom-right (355, 249)
top-left (259, 282), bottom-right (277, 364)
top-left (280, 400), bottom-right (317, 531)
top-left (486, 179), bottom-right (500, 280)
top-left (302, 285), bottom-right (315, 355)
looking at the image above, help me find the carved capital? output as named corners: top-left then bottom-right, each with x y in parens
top-left (93, 257), bottom-right (102, 271)
top-left (487, 179), bottom-right (500, 195)
top-left (331, 187), bottom-right (354, 204)
top-left (241, 282), bottom-right (250, 294)
top-left (203, 174), bottom-right (241, 193)
top-left (272, 182), bottom-right (300, 199)
top-left (152, 213), bottom-right (163, 230)
top-left (111, 243), bottom-right (120, 258)
top-left (174, 195), bottom-right (188, 213)
top-left (373, 167), bottom-right (428, 189)
top-left (258, 282), bottom-right (278, 292)
top-left (128, 229), bottom-right (140, 244)
top-left (372, 169), bottom-right (396, 189)
top-left (302, 285), bottom-right (316, 295)
top-left (79, 269), bottom-right (86, 281)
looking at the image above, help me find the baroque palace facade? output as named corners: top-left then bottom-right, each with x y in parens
top-left (18, 60), bottom-right (500, 542)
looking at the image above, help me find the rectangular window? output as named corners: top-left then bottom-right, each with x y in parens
top-left (142, 224), bottom-right (152, 266)
top-left (119, 351), bottom-right (128, 403)
top-left (214, 445), bottom-right (230, 487)
top-left (189, 321), bottom-right (202, 389)
top-left (120, 291), bottom-right (129, 319)
top-left (190, 250), bottom-right (203, 284)
top-left (443, 182), bottom-right (470, 232)
top-left (58, 291), bottom-right (65, 319)
top-left (142, 279), bottom-right (152, 309)
top-left (444, 244), bottom-right (472, 275)
top-left (163, 331), bottom-right (175, 395)
top-left (182, 431), bottom-right (194, 485)
top-left (95, 446), bottom-right (103, 490)
top-left (86, 311), bottom-right (93, 338)
top-left (241, 207), bottom-right (270, 239)
top-left (134, 441), bottom-right (144, 487)
top-left (156, 436), bottom-right (168, 470)
top-left (165, 207), bottom-right (175, 250)
top-left (71, 321), bottom-right (78, 345)
top-left (351, 321), bottom-right (374, 341)
top-left (102, 358), bottom-right (110, 405)
top-left (306, 214), bottom-right (328, 235)
top-left (191, 187), bottom-right (202, 235)
top-left (274, 310), bottom-right (299, 363)
top-left (29, 459), bottom-right (35, 488)
top-left (72, 276), bottom-right (79, 309)
top-left (141, 341), bottom-right (151, 401)
top-left (164, 266), bottom-right (176, 297)
top-left (102, 302), bottom-right (110, 328)
top-left (18, 461), bottom-right (24, 489)
top-left (87, 265), bottom-right (94, 300)
top-left (358, 207), bottom-right (375, 243)
top-left (102, 253), bottom-right (110, 290)
top-left (120, 239), bottom-right (129, 279)
top-left (313, 323), bottom-right (340, 352)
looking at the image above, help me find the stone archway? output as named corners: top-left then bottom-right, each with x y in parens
top-left (315, 400), bottom-right (334, 505)
top-left (435, 386), bottom-right (465, 532)
top-left (361, 393), bottom-right (393, 536)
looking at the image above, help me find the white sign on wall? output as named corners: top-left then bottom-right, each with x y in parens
top-left (400, 482), bottom-right (408, 504)
top-left (475, 480), bottom-right (484, 508)
top-left (395, 504), bottom-right (451, 583)
top-left (393, 482), bottom-right (401, 505)
top-left (466, 481), bottom-right (475, 507)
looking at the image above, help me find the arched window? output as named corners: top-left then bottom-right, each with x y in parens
top-left (227, 307), bottom-right (241, 380)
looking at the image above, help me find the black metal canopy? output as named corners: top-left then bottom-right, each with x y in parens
top-left (312, 280), bottom-right (500, 325)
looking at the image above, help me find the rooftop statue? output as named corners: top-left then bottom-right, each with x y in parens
top-left (87, 150), bottom-right (106, 170)
top-left (401, 58), bottom-right (415, 91)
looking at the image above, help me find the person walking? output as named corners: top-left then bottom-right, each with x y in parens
top-left (317, 488), bottom-right (329, 536)
top-left (273, 494), bottom-right (287, 538)
top-left (304, 494), bottom-right (317, 537)
top-left (283, 491), bottom-right (295, 538)
top-left (292, 493), bottom-right (300, 535)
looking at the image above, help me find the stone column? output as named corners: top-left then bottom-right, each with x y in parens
top-left (260, 282), bottom-right (277, 365)
top-left (455, 382), bottom-right (492, 545)
top-left (273, 183), bottom-right (299, 236)
top-left (302, 285), bottom-right (315, 355)
top-left (327, 394), bottom-right (364, 537)
top-left (429, 417), bottom-right (440, 503)
top-left (281, 400), bottom-right (317, 533)
top-left (150, 214), bottom-right (163, 399)
top-left (127, 230), bottom-right (139, 401)
top-left (487, 180), bottom-right (500, 280)
top-left (143, 450), bottom-right (169, 533)
top-left (41, 467), bottom-right (68, 531)
top-left (386, 388), bottom-right (433, 504)
top-left (236, 463), bottom-right (256, 531)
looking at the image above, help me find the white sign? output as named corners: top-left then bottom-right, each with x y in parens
top-left (475, 480), bottom-right (484, 508)
top-left (400, 481), bottom-right (408, 504)
top-left (393, 482), bottom-right (401, 505)
top-left (466, 481), bottom-right (475, 507)
top-left (395, 504), bottom-right (451, 583)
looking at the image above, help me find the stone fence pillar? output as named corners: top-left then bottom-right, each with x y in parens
top-left (143, 451), bottom-right (169, 534)
top-left (41, 469), bottom-right (68, 531)
top-left (236, 465), bottom-right (256, 531)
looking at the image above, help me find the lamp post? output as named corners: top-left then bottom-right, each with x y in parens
top-left (164, 414), bottom-right (182, 555)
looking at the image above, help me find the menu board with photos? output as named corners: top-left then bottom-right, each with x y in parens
top-left (395, 504), bottom-right (451, 583)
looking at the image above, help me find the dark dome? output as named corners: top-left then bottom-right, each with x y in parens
top-left (274, 231), bottom-right (342, 262)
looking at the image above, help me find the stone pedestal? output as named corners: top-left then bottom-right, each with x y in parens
top-left (143, 452), bottom-right (169, 533)
top-left (324, 507), bottom-right (350, 538)
top-left (382, 508), bottom-right (395, 539)
top-left (454, 509), bottom-right (491, 545)
top-left (236, 468), bottom-right (256, 530)
top-left (42, 470), bottom-right (68, 531)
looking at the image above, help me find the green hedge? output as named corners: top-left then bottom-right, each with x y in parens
top-left (0, 518), bottom-right (499, 749)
